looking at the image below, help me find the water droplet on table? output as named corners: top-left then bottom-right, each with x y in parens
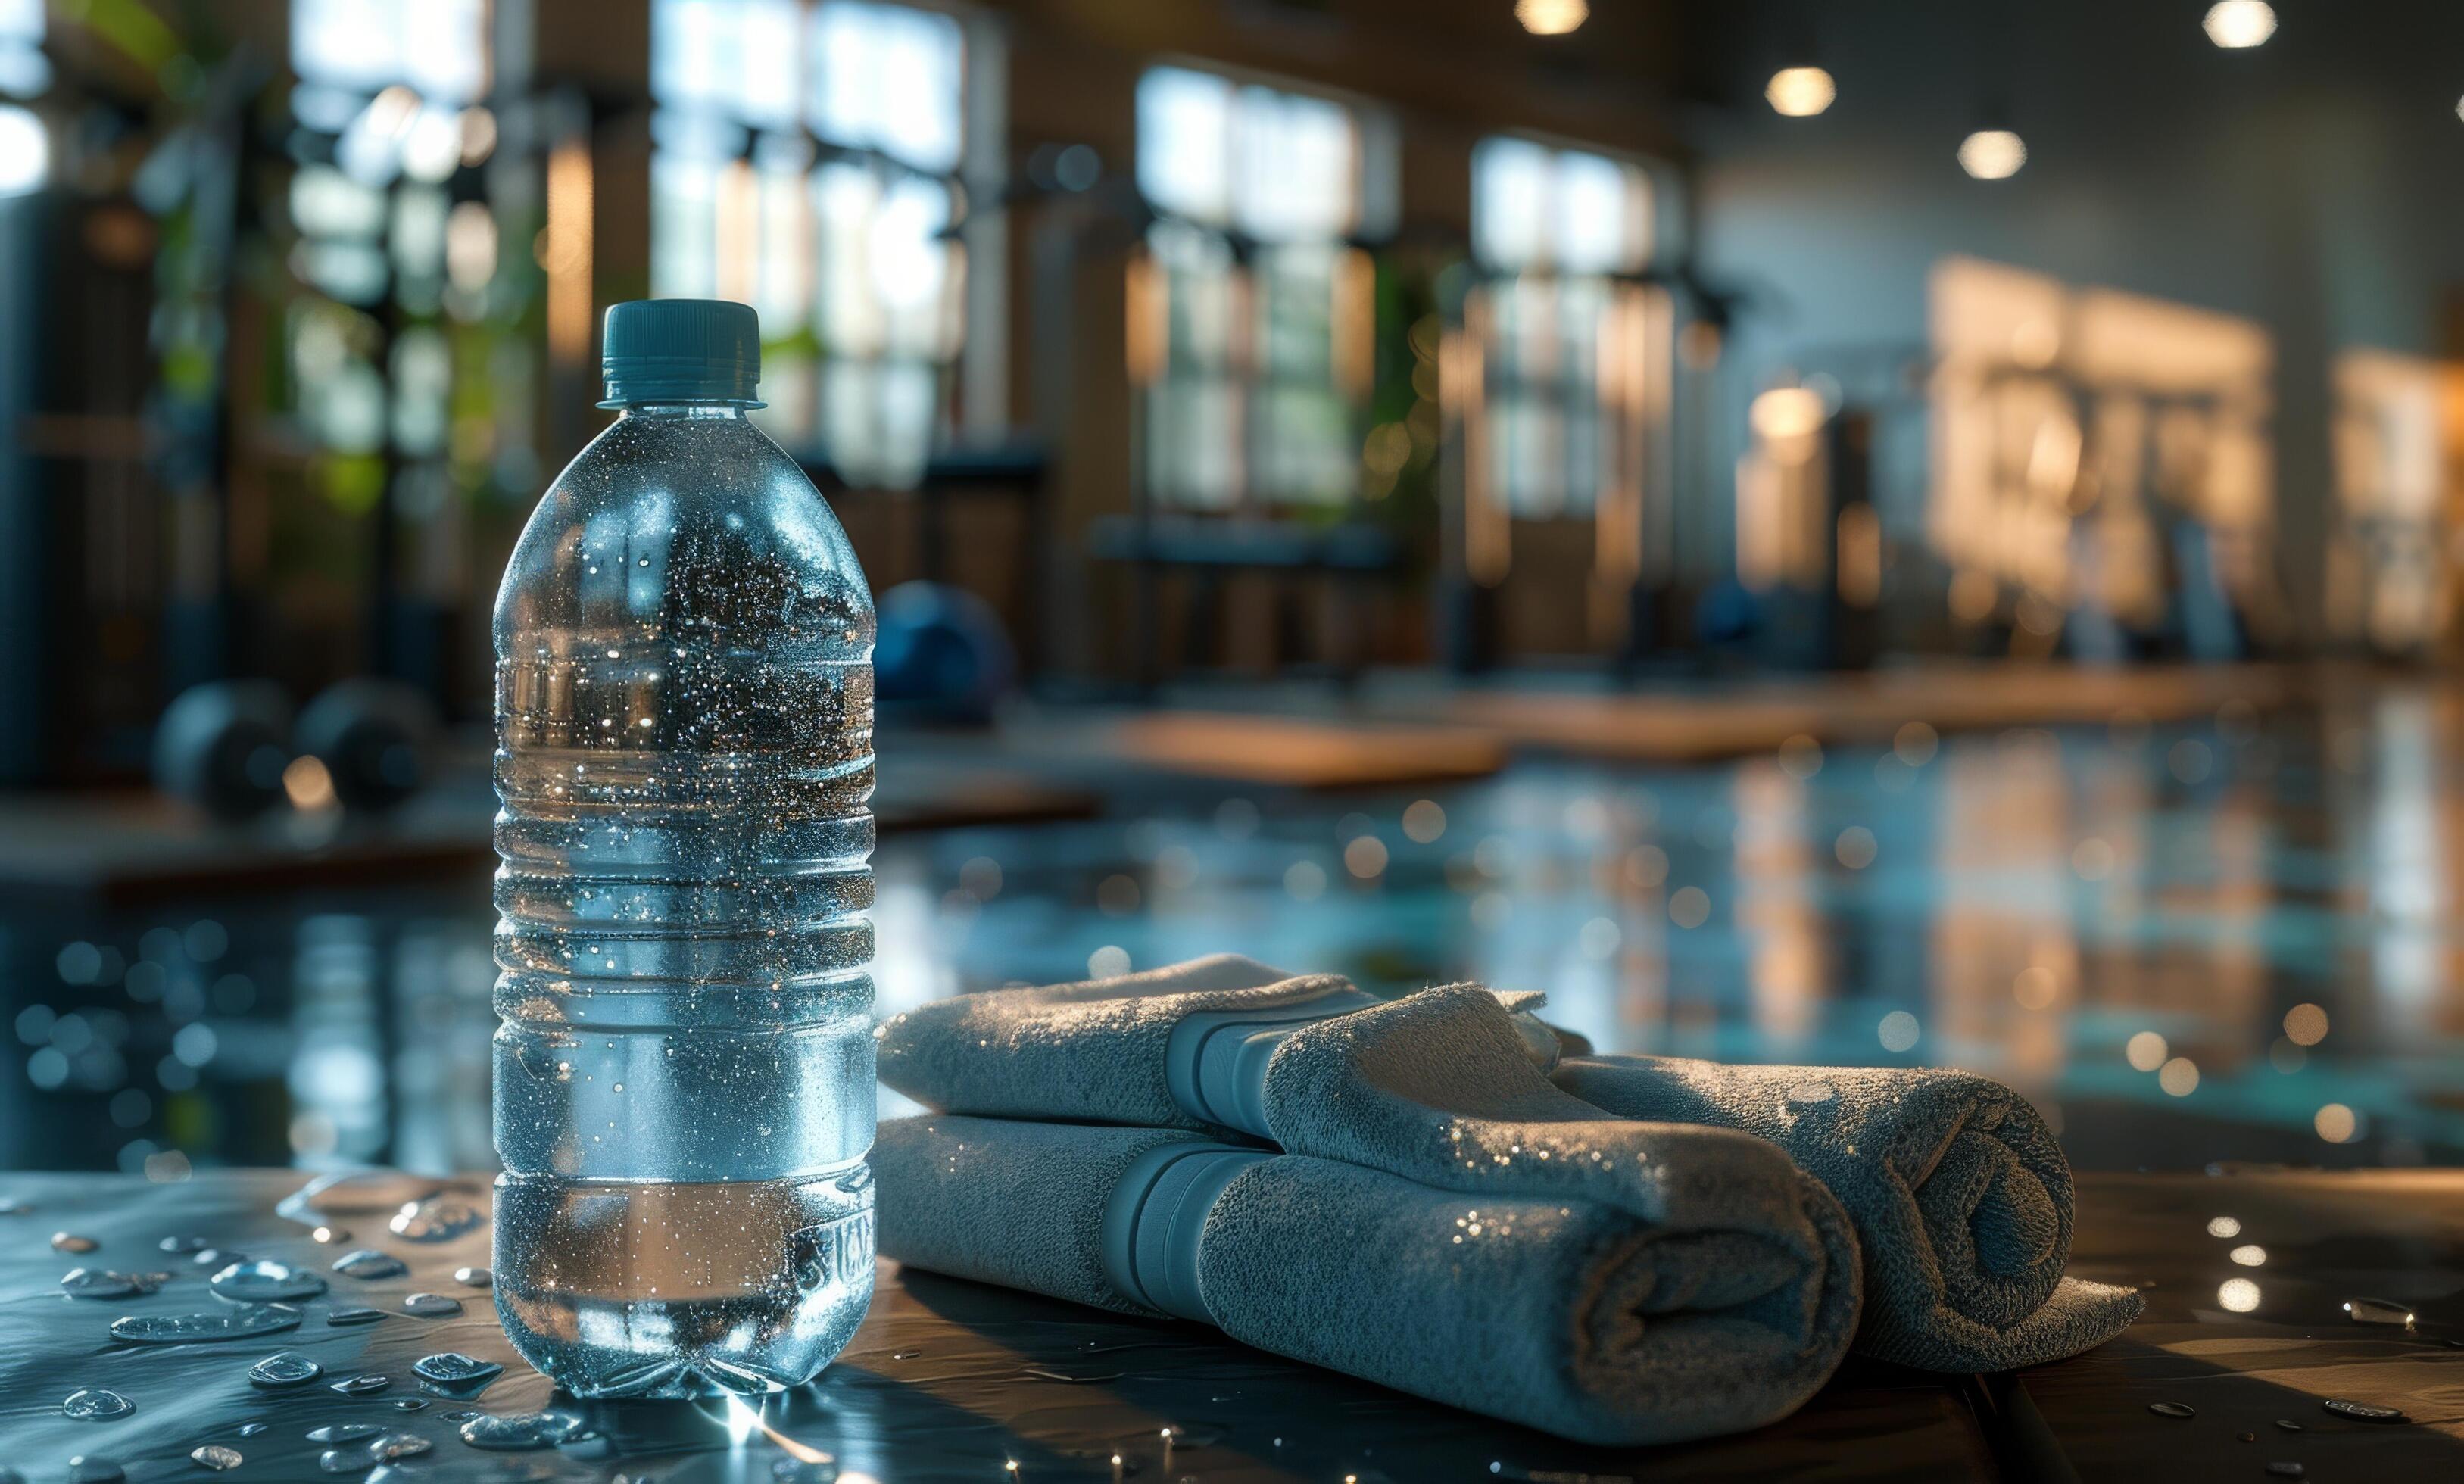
top-left (51, 1231), bottom-right (98, 1253)
top-left (331, 1373), bottom-right (391, 1395)
top-left (2341, 1296), bottom-right (2414, 1326)
top-left (158, 1235), bottom-right (211, 1254)
top-left (239, 1423), bottom-right (268, 1438)
top-left (61, 1388), bottom-right (133, 1420)
top-left (459, 1409), bottom-right (585, 1451)
top-left (402, 1292), bottom-right (463, 1317)
top-left (370, 1433), bottom-right (433, 1460)
top-left (394, 1398), bottom-right (429, 1411)
top-left (320, 1448), bottom-right (375, 1474)
top-left (189, 1445), bottom-right (242, 1472)
top-left (2148, 1401), bottom-right (2196, 1418)
top-left (442, 1410), bottom-right (480, 1422)
top-left (388, 1197), bottom-right (485, 1242)
top-left (111, 1305), bottom-right (301, 1343)
top-left (2322, 1398), bottom-right (2409, 1423)
top-left (210, 1258), bottom-right (327, 1303)
top-left (277, 1171), bottom-right (445, 1224)
top-left (66, 1456), bottom-right (123, 1484)
top-left (415, 1352), bottom-right (504, 1387)
top-left (308, 1423), bottom-right (385, 1444)
top-left (59, 1267), bottom-right (148, 1299)
top-left (310, 1224), bottom-right (352, 1244)
top-left (248, 1351), bottom-right (324, 1388)
top-left (2273, 1420), bottom-right (2302, 1431)
top-left (2265, 1465), bottom-right (2303, 1480)
top-left (327, 1306), bottom-right (388, 1326)
top-left (332, 1249), bottom-right (408, 1280)
top-left (454, 1265), bottom-right (493, 1288)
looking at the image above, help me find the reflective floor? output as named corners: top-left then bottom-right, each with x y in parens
top-left (8, 678), bottom-right (2461, 1176)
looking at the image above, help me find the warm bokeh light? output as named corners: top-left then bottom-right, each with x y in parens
top-left (1749, 386), bottom-right (1827, 440)
top-left (2282, 1002), bottom-right (2329, 1046)
top-left (2206, 1215), bottom-right (2241, 1239)
top-left (2126, 1030), bottom-right (2169, 1071)
top-left (2217, 1277), bottom-right (2261, 1312)
top-left (1765, 66), bottom-right (1836, 117)
top-left (282, 756), bottom-right (338, 812)
top-left (1514, 0), bottom-right (1588, 36)
top-left (1893, 721), bottom-right (1940, 765)
top-left (2229, 1244), bottom-right (2266, 1266)
top-left (2314, 1102), bottom-right (2359, 1143)
top-left (1957, 129), bottom-right (2027, 180)
top-left (2203, 1), bottom-right (2276, 48)
top-left (1402, 800), bottom-right (1447, 844)
top-left (2158, 1056), bottom-right (2200, 1096)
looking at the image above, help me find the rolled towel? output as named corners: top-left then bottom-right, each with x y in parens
top-left (1550, 1055), bottom-right (2141, 1372)
top-left (876, 1113), bottom-right (1861, 1445)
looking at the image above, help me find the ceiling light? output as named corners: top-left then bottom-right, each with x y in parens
top-left (2203, 1), bottom-right (2276, 49)
top-left (1515, 0), bottom-right (1588, 37)
top-left (1766, 67), bottom-right (1836, 117)
top-left (1957, 129), bottom-right (2027, 180)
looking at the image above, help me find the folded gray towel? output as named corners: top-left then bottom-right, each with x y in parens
top-left (876, 1113), bottom-right (1860, 1445)
top-left (1550, 1055), bottom-right (2141, 1372)
top-left (877, 956), bottom-right (2138, 1373)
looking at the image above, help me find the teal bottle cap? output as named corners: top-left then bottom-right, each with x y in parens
top-left (599, 298), bottom-right (765, 407)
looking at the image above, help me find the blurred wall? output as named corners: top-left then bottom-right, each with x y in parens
top-left (1688, 0), bottom-right (2464, 644)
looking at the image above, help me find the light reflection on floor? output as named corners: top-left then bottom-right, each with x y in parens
top-left (880, 685), bottom-right (2464, 1173)
top-left (6, 683), bottom-right (2462, 1176)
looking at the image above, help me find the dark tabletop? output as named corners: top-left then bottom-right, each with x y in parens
top-left (1, 1166), bottom-right (2459, 1482)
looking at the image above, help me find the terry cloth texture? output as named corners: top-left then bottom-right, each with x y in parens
top-left (876, 1113), bottom-right (1861, 1446)
top-left (1550, 1054), bottom-right (2141, 1371)
top-left (874, 954), bottom-right (1375, 1137)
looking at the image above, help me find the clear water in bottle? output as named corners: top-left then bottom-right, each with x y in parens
top-left (491, 299), bottom-right (877, 1397)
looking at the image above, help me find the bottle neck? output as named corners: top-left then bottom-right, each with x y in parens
top-left (616, 401), bottom-right (759, 422)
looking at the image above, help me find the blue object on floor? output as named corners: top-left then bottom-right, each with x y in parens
top-left (875, 581), bottom-right (1015, 725)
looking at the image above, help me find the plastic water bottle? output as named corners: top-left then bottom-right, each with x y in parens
top-left (489, 299), bottom-right (878, 1397)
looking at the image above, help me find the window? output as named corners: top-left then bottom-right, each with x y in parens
top-left (1131, 65), bottom-right (1386, 510)
top-left (1928, 255), bottom-right (2273, 641)
top-left (285, 0), bottom-right (499, 493)
top-left (1465, 136), bottom-right (1660, 523)
top-left (0, 0), bottom-right (48, 99)
top-left (292, 0), bottom-right (488, 105)
top-left (651, 0), bottom-right (972, 486)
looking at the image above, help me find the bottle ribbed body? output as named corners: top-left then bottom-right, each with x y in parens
top-left (489, 404), bottom-right (877, 1397)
